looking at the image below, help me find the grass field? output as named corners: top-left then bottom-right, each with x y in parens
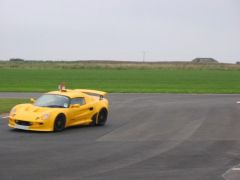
top-left (0, 99), bottom-right (28, 114)
top-left (0, 68), bottom-right (240, 93)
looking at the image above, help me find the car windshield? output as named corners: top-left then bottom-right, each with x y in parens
top-left (35, 94), bottom-right (70, 108)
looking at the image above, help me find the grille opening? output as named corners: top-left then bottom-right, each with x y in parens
top-left (15, 120), bottom-right (32, 126)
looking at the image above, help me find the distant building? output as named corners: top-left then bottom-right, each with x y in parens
top-left (236, 61), bottom-right (240, 65)
top-left (192, 58), bottom-right (218, 63)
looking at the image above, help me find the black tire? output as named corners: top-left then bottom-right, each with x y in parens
top-left (90, 113), bottom-right (98, 126)
top-left (54, 114), bottom-right (66, 132)
top-left (97, 108), bottom-right (108, 126)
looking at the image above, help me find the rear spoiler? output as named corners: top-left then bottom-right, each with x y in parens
top-left (75, 89), bottom-right (107, 99)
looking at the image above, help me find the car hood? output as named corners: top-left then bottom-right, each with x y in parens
top-left (12, 104), bottom-right (54, 122)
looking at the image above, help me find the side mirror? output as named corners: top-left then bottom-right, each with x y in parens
top-left (30, 98), bottom-right (35, 103)
top-left (70, 104), bottom-right (81, 108)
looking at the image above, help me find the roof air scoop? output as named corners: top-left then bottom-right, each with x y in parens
top-left (58, 82), bottom-right (67, 92)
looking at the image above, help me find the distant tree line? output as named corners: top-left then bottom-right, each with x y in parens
top-left (192, 58), bottom-right (218, 63)
top-left (5, 58), bottom-right (240, 64)
top-left (9, 58), bottom-right (24, 62)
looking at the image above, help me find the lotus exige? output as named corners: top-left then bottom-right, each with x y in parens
top-left (8, 88), bottom-right (109, 132)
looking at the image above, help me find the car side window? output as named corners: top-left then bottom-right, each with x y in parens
top-left (71, 97), bottom-right (86, 105)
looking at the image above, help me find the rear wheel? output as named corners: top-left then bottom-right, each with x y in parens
top-left (97, 108), bottom-right (108, 126)
top-left (54, 114), bottom-right (66, 132)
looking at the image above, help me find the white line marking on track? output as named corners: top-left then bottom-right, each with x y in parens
top-left (222, 164), bottom-right (240, 179)
top-left (232, 168), bottom-right (240, 171)
top-left (1, 116), bottom-right (9, 119)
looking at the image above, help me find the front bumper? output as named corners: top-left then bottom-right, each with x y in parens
top-left (8, 118), bottom-right (53, 131)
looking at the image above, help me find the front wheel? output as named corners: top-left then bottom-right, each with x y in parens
top-left (54, 114), bottom-right (66, 132)
top-left (97, 108), bottom-right (108, 126)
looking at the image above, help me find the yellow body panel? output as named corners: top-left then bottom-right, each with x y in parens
top-left (8, 89), bottom-right (109, 132)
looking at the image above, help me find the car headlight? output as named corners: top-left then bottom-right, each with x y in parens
top-left (41, 113), bottom-right (50, 120)
top-left (10, 107), bottom-right (16, 116)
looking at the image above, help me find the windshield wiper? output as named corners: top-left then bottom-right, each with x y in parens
top-left (46, 105), bottom-right (65, 108)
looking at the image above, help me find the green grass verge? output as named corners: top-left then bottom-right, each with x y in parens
top-left (0, 68), bottom-right (240, 93)
top-left (0, 99), bottom-right (28, 114)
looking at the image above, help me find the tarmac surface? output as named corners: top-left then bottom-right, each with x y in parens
top-left (0, 93), bottom-right (240, 180)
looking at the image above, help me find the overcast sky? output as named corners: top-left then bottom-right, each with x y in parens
top-left (0, 0), bottom-right (239, 63)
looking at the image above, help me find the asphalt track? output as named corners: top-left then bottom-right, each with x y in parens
top-left (1, 93), bottom-right (240, 180)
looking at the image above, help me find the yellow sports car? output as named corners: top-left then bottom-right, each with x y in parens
top-left (8, 88), bottom-right (109, 132)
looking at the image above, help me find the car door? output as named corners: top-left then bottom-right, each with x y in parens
top-left (68, 97), bottom-right (95, 126)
